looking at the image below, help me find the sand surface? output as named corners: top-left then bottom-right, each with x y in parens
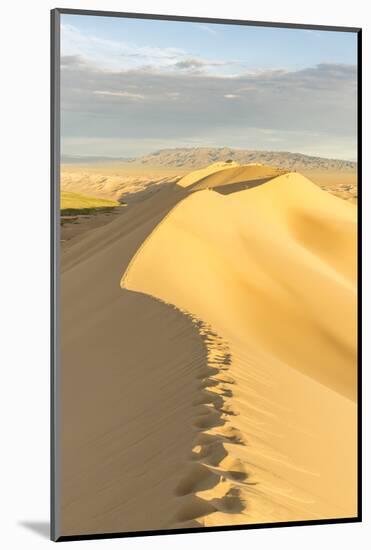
top-left (60, 164), bottom-right (357, 535)
top-left (301, 170), bottom-right (357, 201)
top-left (61, 163), bottom-right (187, 202)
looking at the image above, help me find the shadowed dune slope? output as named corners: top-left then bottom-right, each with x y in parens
top-left (60, 183), bottom-right (216, 536)
top-left (186, 164), bottom-right (287, 191)
top-left (122, 172), bottom-right (357, 525)
top-left (177, 161), bottom-right (240, 188)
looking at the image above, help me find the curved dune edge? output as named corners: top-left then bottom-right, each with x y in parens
top-left (177, 160), bottom-right (287, 191)
top-left (121, 170), bottom-right (357, 526)
top-left (60, 182), bottom-right (216, 536)
top-left (165, 310), bottom-right (252, 528)
top-left (186, 163), bottom-right (287, 192)
top-left (177, 161), bottom-right (240, 188)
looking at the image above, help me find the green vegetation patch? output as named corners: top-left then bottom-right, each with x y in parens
top-left (61, 191), bottom-right (120, 216)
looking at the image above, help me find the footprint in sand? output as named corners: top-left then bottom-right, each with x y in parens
top-left (174, 463), bottom-right (221, 496)
top-left (191, 440), bottom-right (229, 466)
top-left (216, 456), bottom-right (249, 482)
top-left (193, 409), bottom-right (226, 429)
top-left (174, 495), bottom-right (217, 523)
top-left (192, 389), bottom-right (224, 409)
top-left (211, 487), bottom-right (246, 514)
top-left (173, 318), bottom-right (251, 526)
top-left (215, 425), bottom-right (247, 445)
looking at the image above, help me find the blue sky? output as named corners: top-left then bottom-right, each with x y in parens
top-left (62, 14), bottom-right (357, 73)
top-left (61, 14), bottom-right (358, 159)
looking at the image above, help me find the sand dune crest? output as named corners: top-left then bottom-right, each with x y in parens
top-left (122, 169), bottom-right (357, 525)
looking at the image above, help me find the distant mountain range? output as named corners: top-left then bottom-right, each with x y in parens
top-left (62, 148), bottom-right (356, 171)
top-left (130, 148), bottom-right (356, 171)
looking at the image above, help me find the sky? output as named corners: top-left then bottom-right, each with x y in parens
top-left (60, 14), bottom-right (358, 160)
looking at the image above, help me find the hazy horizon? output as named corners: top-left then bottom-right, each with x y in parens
top-left (60, 145), bottom-right (357, 163)
top-left (61, 15), bottom-right (357, 161)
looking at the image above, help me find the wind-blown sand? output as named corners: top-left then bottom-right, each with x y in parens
top-left (60, 163), bottom-right (357, 536)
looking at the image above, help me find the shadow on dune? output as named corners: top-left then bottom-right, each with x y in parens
top-left (60, 182), bottom-right (211, 536)
top-left (62, 181), bottom-right (188, 273)
top-left (212, 177), bottom-right (275, 195)
top-left (120, 177), bottom-right (182, 205)
top-left (59, 173), bottom-right (263, 536)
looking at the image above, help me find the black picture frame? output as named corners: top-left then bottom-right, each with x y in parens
top-left (51, 7), bottom-right (362, 542)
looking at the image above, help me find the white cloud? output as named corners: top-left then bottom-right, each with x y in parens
top-left (196, 24), bottom-right (219, 36)
top-left (94, 90), bottom-right (145, 100)
top-left (61, 22), bottom-right (185, 72)
top-left (61, 22), bottom-right (228, 76)
top-left (166, 92), bottom-right (181, 100)
top-left (61, 58), bottom-right (357, 160)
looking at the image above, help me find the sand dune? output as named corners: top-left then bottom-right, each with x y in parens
top-left (183, 164), bottom-right (287, 192)
top-left (177, 161), bottom-right (240, 188)
top-left (60, 183), bottom-right (205, 535)
top-left (60, 164), bottom-right (357, 536)
top-left (177, 161), bottom-right (286, 190)
top-left (61, 160), bottom-right (357, 204)
top-left (122, 170), bottom-right (357, 525)
top-left (61, 163), bottom-right (186, 202)
top-left (302, 170), bottom-right (357, 201)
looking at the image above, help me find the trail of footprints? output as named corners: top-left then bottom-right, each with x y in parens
top-left (173, 316), bottom-right (251, 526)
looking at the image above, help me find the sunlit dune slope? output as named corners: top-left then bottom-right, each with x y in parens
top-left (123, 173), bottom-right (356, 399)
top-left (122, 171), bottom-right (357, 524)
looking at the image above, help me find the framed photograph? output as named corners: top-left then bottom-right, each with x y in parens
top-left (51, 8), bottom-right (361, 542)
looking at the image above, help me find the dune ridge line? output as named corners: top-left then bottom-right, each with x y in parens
top-left (60, 160), bottom-right (357, 533)
top-left (121, 165), bottom-right (357, 525)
